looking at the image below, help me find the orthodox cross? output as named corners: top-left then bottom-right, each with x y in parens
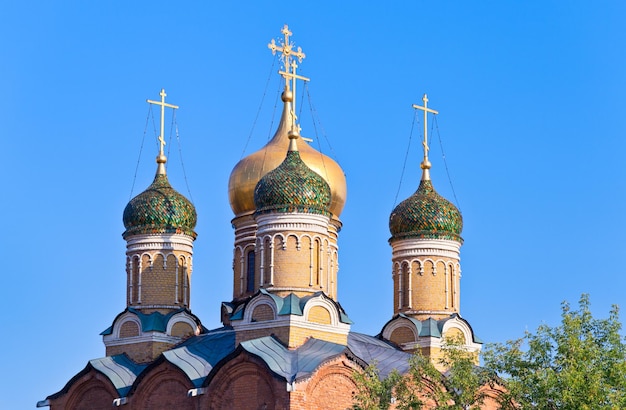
top-left (269, 25), bottom-right (310, 137)
top-left (412, 94), bottom-right (438, 169)
top-left (269, 25), bottom-right (307, 91)
top-left (147, 89), bottom-right (179, 157)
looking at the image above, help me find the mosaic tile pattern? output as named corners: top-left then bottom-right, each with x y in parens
top-left (123, 174), bottom-right (197, 239)
top-left (389, 179), bottom-right (463, 242)
top-left (254, 150), bottom-right (331, 216)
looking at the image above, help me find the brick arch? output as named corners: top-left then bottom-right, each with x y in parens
top-left (131, 361), bottom-right (194, 410)
top-left (251, 303), bottom-right (275, 322)
top-left (203, 353), bottom-right (282, 409)
top-left (171, 321), bottom-right (194, 337)
top-left (61, 369), bottom-right (118, 410)
top-left (303, 357), bottom-right (359, 410)
top-left (390, 325), bottom-right (416, 345)
top-left (308, 305), bottom-right (331, 324)
top-left (119, 320), bottom-right (140, 338)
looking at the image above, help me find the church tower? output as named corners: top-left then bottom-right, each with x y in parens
top-left (101, 90), bottom-right (203, 363)
top-left (225, 26), bottom-right (351, 348)
top-left (381, 95), bottom-right (481, 366)
top-left (228, 26), bottom-right (347, 302)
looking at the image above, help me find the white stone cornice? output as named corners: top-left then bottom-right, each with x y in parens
top-left (231, 313), bottom-right (351, 335)
top-left (103, 332), bottom-right (182, 347)
top-left (234, 233), bottom-right (257, 245)
top-left (126, 233), bottom-right (194, 253)
top-left (402, 309), bottom-right (457, 316)
top-left (392, 238), bottom-right (461, 253)
top-left (256, 213), bottom-right (330, 236)
top-left (391, 238), bottom-right (461, 259)
top-left (128, 304), bottom-right (183, 310)
top-left (264, 286), bottom-right (326, 295)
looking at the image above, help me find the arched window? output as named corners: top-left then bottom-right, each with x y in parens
top-left (246, 250), bottom-right (255, 293)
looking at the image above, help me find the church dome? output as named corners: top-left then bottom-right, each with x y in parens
top-left (254, 148), bottom-right (331, 216)
top-left (123, 173), bottom-right (197, 239)
top-left (389, 179), bottom-right (462, 242)
top-left (228, 95), bottom-right (346, 219)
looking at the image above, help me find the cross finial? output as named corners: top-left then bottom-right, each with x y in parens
top-left (268, 25), bottom-right (306, 83)
top-left (147, 89), bottom-right (179, 174)
top-left (269, 25), bottom-right (310, 138)
top-left (412, 94), bottom-right (439, 180)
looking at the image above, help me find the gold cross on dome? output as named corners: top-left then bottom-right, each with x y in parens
top-left (147, 89), bottom-right (179, 157)
top-left (268, 24), bottom-right (306, 64)
top-left (269, 25), bottom-right (306, 90)
top-left (412, 94), bottom-right (439, 169)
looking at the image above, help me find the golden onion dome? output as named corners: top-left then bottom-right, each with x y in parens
top-left (228, 94), bottom-right (346, 219)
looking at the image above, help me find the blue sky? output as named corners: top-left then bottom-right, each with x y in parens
top-left (3, 2), bottom-right (626, 408)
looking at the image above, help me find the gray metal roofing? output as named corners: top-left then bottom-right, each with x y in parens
top-left (61, 329), bottom-right (413, 399)
top-left (241, 336), bottom-right (347, 382)
top-left (88, 355), bottom-right (147, 397)
top-left (164, 328), bottom-right (236, 387)
top-left (347, 332), bottom-right (412, 377)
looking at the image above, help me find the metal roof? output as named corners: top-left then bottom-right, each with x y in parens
top-left (163, 329), bottom-right (236, 387)
top-left (240, 336), bottom-right (347, 383)
top-left (347, 332), bottom-right (412, 378)
top-left (89, 355), bottom-right (147, 397)
top-left (49, 329), bottom-right (414, 401)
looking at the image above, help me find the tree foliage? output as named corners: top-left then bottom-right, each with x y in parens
top-left (352, 335), bottom-right (492, 410)
top-left (352, 363), bottom-right (401, 410)
top-left (483, 294), bottom-right (626, 410)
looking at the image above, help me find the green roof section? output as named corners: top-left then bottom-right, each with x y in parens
top-left (100, 307), bottom-right (201, 335)
top-left (229, 290), bottom-right (352, 324)
top-left (254, 150), bottom-right (331, 216)
top-left (389, 179), bottom-right (463, 242)
top-left (122, 173), bottom-right (197, 239)
top-left (45, 329), bottom-right (418, 402)
top-left (241, 336), bottom-right (346, 383)
top-left (163, 330), bottom-right (236, 387)
top-left (382, 313), bottom-right (482, 344)
top-left (89, 354), bottom-right (147, 397)
top-left (277, 292), bottom-right (303, 316)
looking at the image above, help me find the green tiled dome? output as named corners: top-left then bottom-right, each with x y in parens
top-left (254, 150), bottom-right (331, 216)
top-left (389, 179), bottom-right (462, 242)
top-left (123, 174), bottom-right (197, 239)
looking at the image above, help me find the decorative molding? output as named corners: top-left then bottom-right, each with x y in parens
top-left (381, 317), bottom-right (418, 341)
top-left (103, 332), bottom-right (182, 347)
top-left (128, 304), bottom-right (183, 309)
top-left (402, 309), bottom-right (456, 316)
top-left (165, 311), bottom-right (202, 336)
top-left (392, 238), bottom-right (461, 259)
top-left (302, 297), bottom-right (342, 326)
top-left (256, 213), bottom-right (330, 236)
top-left (232, 309), bottom-right (351, 335)
top-left (242, 296), bottom-right (278, 323)
top-left (264, 286), bottom-right (327, 294)
top-left (126, 233), bottom-right (194, 253)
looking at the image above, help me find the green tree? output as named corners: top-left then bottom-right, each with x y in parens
top-left (352, 363), bottom-right (401, 410)
top-left (483, 294), bottom-right (626, 410)
top-left (353, 336), bottom-right (493, 410)
top-left (395, 335), bottom-right (493, 410)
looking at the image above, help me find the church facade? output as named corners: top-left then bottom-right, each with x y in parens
top-left (39, 26), bottom-right (498, 410)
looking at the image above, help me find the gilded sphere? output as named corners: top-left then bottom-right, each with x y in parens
top-left (282, 89), bottom-right (293, 102)
top-left (389, 179), bottom-right (462, 242)
top-left (228, 104), bottom-right (346, 218)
